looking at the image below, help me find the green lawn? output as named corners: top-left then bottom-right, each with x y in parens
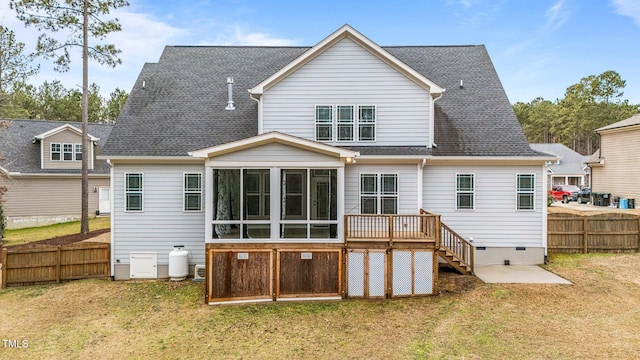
top-left (2, 217), bottom-right (110, 246)
top-left (1, 253), bottom-right (639, 359)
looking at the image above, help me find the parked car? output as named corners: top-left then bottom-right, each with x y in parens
top-left (577, 187), bottom-right (591, 204)
top-left (549, 185), bottom-right (581, 203)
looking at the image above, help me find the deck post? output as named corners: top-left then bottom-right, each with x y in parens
top-left (344, 215), bottom-right (348, 245)
top-left (388, 215), bottom-right (394, 247)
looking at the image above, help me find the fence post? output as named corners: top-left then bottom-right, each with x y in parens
top-left (1, 247), bottom-right (7, 289)
top-left (583, 217), bottom-right (588, 254)
top-left (56, 245), bottom-right (61, 284)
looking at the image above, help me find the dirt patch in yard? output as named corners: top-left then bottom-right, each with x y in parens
top-left (3, 228), bottom-right (110, 250)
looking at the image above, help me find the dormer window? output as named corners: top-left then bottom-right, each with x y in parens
top-left (50, 142), bottom-right (82, 162)
top-left (315, 105), bottom-right (376, 142)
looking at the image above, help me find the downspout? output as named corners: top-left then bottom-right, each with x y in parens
top-left (107, 159), bottom-right (115, 280)
top-left (417, 158), bottom-right (427, 211)
top-left (429, 91), bottom-right (444, 149)
top-left (250, 92), bottom-right (263, 134)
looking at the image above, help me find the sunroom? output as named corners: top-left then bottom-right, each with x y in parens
top-left (189, 132), bottom-right (358, 244)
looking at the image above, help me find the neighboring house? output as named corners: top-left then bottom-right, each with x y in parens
top-left (0, 119), bottom-right (113, 229)
top-left (101, 25), bottom-right (553, 302)
top-left (530, 143), bottom-right (590, 188)
top-left (587, 114), bottom-right (640, 207)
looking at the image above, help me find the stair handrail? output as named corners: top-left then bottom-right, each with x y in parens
top-left (440, 223), bottom-right (474, 273)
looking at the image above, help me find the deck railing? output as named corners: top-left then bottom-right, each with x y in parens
top-left (344, 213), bottom-right (440, 246)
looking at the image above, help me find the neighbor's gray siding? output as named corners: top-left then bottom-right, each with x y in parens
top-left (345, 164), bottom-right (419, 214)
top-left (212, 142), bottom-right (338, 163)
top-left (42, 129), bottom-right (94, 170)
top-left (423, 165), bottom-right (545, 248)
top-left (112, 164), bottom-right (206, 267)
top-left (262, 38), bottom-right (430, 146)
top-left (3, 176), bottom-right (108, 217)
top-left (591, 127), bottom-right (640, 204)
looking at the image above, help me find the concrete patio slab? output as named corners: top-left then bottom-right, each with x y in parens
top-left (474, 265), bottom-right (572, 284)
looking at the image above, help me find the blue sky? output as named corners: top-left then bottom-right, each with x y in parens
top-left (1, 0), bottom-right (639, 105)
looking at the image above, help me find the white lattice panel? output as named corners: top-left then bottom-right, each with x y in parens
top-left (368, 251), bottom-right (386, 297)
top-left (414, 251), bottom-right (434, 294)
top-left (347, 251), bottom-right (365, 297)
top-left (392, 251), bottom-right (413, 296)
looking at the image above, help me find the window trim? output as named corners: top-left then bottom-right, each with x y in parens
top-left (516, 173), bottom-right (535, 211)
top-left (124, 172), bottom-right (144, 212)
top-left (315, 105), bottom-right (333, 141)
top-left (50, 143), bottom-right (61, 161)
top-left (359, 172), bottom-right (399, 214)
top-left (357, 105), bottom-right (376, 142)
top-left (456, 173), bottom-right (475, 210)
top-left (336, 105), bottom-right (354, 142)
top-left (183, 172), bottom-right (203, 212)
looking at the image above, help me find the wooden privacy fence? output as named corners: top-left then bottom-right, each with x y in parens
top-left (548, 212), bottom-right (640, 254)
top-left (1, 242), bottom-right (110, 288)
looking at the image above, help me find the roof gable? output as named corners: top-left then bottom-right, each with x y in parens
top-left (249, 24), bottom-right (445, 96)
top-left (190, 131), bottom-right (358, 159)
top-left (34, 124), bottom-right (99, 141)
top-left (596, 114), bottom-right (640, 133)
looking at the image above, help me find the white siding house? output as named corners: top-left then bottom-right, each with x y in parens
top-left (101, 25), bottom-right (552, 301)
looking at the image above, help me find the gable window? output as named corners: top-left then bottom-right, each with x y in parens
top-left (456, 174), bottom-right (474, 210)
top-left (360, 173), bottom-right (398, 214)
top-left (358, 105), bottom-right (376, 141)
top-left (125, 173), bottom-right (143, 212)
top-left (315, 105), bottom-right (376, 142)
top-left (315, 105), bottom-right (333, 141)
top-left (63, 143), bottom-right (74, 160)
top-left (337, 105), bottom-right (354, 141)
top-left (184, 173), bottom-right (202, 211)
top-left (51, 143), bottom-right (61, 161)
top-left (75, 144), bottom-right (83, 161)
top-left (517, 174), bottom-right (535, 210)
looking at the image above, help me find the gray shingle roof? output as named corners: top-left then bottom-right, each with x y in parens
top-left (530, 143), bottom-right (589, 176)
top-left (0, 119), bottom-right (113, 174)
top-left (103, 44), bottom-right (540, 158)
top-left (596, 113), bottom-right (640, 132)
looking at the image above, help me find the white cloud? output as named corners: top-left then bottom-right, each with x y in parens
top-left (545, 0), bottom-right (570, 33)
top-left (611, 0), bottom-right (640, 26)
top-left (203, 25), bottom-right (297, 46)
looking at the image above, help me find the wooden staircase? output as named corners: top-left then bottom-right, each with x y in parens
top-left (437, 223), bottom-right (474, 275)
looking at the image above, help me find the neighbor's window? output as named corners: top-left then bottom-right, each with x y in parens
top-left (517, 174), bottom-right (535, 210)
top-left (337, 105), bottom-right (354, 141)
top-left (358, 105), bottom-right (376, 141)
top-left (125, 173), bottom-right (143, 211)
top-left (360, 173), bottom-right (398, 214)
top-left (63, 143), bottom-right (74, 160)
top-left (315, 105), bottom-right (333, 141)
top-left (456, 174), bottom-right (475, 210)
top-left (184, 173), bottom-right (202, 211)
top-left (75, 144), bottom-right (82, 161)
top-left (51, 143), bottom-right (61, 161)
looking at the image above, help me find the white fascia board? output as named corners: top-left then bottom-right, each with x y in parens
top-left (249, 24), bottom-right (445, 96)
top-left (6, 172), bottom-right (109, 178)
top-left (596, 123), bottom-right (640, 135)
top-left (34, 124), bottom-right (99, 141)
top-left (427, 156), bottom-right (557, 165)
top-left (189, 131), bottom-right (358, 159)
top-left (97, 156), bottom-right (204, 165)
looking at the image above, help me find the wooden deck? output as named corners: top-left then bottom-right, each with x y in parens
top-left (344, 213), bottom-right (440, 247)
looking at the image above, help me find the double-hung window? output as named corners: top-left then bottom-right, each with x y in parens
top-left (517, 174), bottom-right (535, 210)
top-left (63, 144), bottom-right (74, 160)
top-left (125, 173), bottom-right (143, 211)
top-left (184, 173), bottom-right (202, 211)
top-left (315, 106), bottom-right (333, 141)
top-left (358, 105), bottom-right (376, 141)
top-left (75, 144), bottom-right (82, 161)
top-left (51, 143), bottom-right (61, 161)
top-left (360, 173), bottom-right (398, 214)
top-left (456, 174), bottom-right (475, 210)
top-left (337, 105), bottom-right (354, 141)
